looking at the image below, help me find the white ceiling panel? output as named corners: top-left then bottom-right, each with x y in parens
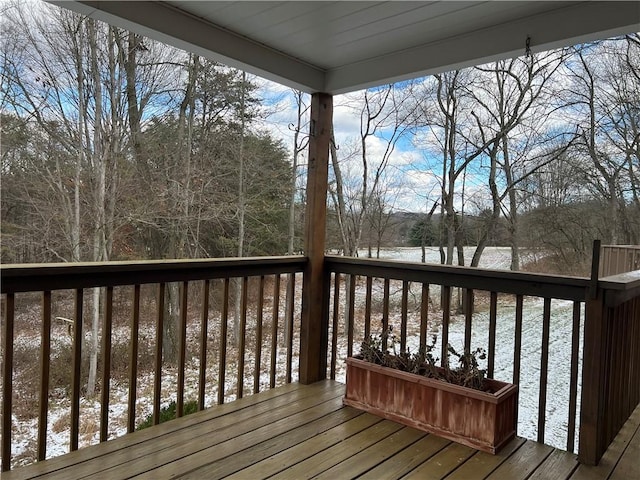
top-left (49, 1), bottom-right (640, 94)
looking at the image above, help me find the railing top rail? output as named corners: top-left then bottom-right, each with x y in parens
top-left (601, 245), bottom-right (640, 250)
top-left (325, 255), bottom-right (591, 301)
top-left (1, 256), bottom-right (307, 293)
top-left (599, 270), bottom-right (640, 307)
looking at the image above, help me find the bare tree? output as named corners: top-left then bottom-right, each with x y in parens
top-left (565, 41), bottom-right (637, 244)
top-left (466, 51), bottom-right (568, 269)
top-left (329, 84), bottom-right (415, 256)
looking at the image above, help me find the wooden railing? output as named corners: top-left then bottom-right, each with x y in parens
top-left (1, 256), bottom-right (306, 471)
top-left (324, 255), bottom-right (640, 464)
top-left (579, 270), bottom-right (640, 465)
top-left (2, 254), bottom-right (639, 471)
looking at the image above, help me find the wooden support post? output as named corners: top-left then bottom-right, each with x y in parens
top-left (299, 92), bottom-right (333, 384)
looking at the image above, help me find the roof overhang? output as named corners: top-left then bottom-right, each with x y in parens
top-left (49, 1), bottom-right (640, 94)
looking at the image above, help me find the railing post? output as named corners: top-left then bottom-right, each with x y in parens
top-left (579, 239), bottom-right (606, 465)
top-left (579, 291), bottom-right (607, 465)
top-left (299, 92), bottom-right (333, 384)
top-left (579, 283), bottom-right (640, 465)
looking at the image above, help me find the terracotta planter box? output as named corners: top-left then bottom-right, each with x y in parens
top-left (343, 357), bottom-right (518, 454)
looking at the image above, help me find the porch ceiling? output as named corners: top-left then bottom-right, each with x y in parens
top-left (50, 1), bottom-right (639, 93)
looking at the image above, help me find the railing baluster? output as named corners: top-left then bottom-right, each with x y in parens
top-left (420, 283), bottom-right (429, 351)
top-left (100, 286), bottom-right (113, 442)
top-left (198, 280), bottom-right (210, 410)
top-left (254, 276), bottom-right (265, 394)
top-left (382, 278), bottom-right (390, 351)
top-left (331, 273), bottom-right (340, 379)
top-left (2, 292), bottom-right (15, 472)
top-left (285, 274), bottom-right (295, 383)
top-left (38, 291), bottom-right (52, 461)
top-left (128, 285), bottom-right (140, 433)
top-left (270, 275), bottom-right (280, 389)
top-left (538, 297), bottom-right (551, 444)
top-left (238, 277), bottom-right (248, 398)
top-left (513, 294), bottom-right (523, 436)
top-left (488, 292), bottom-right (497, 378)
top-left (177, 282), bottom-right (188, 417)
top-left (513, 294), bottom-right (523, 387)
top-left (441, 286), bottom-right (451, 367)
top-left (464, 289), bottom-right (473, 354)
top-left (347, 274), bottom-right (356, 358)
top-left (567, 301), bottom-right (581, 453)
top-left (70, 288), bottom-right (83, 451)
top-left (364, 276), bottom-right (372, 340)
top-left (218, 279), bottom-right (229, 404)
top-left (153, 283), bottom-right (165, 425)
top-left (608, 302), bottom-right (622, 442)
top-left (400, 280), bottom-right (408, 353)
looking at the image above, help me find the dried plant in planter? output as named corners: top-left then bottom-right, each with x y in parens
top-left (346, 327), bottom-right (518, 454)
top-left (358, 328), bottom-right (490, 392)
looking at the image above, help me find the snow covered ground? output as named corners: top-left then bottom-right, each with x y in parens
top-left (6, 247), bottom-right (582, 469)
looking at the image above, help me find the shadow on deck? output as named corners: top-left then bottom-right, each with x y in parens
top-left (4, 381), bottom-right (639, 480)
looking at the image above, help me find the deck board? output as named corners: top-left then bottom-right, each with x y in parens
top-left (179, 406), bottom-right (364, 478)
top-left (571, 403), bottom-right (640, 480)
top-left (313, 427), bottom-right (426, 479)
top-left (485, 440), bottom-right (554, 480)
top-left (607, 406), bottom-right (640, 480)
top-left (529, 449), bottom-right (580, 480)
top-left (444, 436), bottom-right (527, 479)
top-left (128, 383), bottom-right (346, 479)
top-left (358, 434), bottom-right (451, 479)
top-left (3, 381), bottom-right (638, 480)
top-left (225, 412), bottom-right (381, 479)
top-left (401, 442), bottom-right (477, 479)
top-left (274, 419), bottom-right (405, 479)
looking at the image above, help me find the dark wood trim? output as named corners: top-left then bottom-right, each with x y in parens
top-left (420, 283), bottom-right (429, 351)
top-left (2, 293), bottom-right (15, 472)
top-left (70, 289), bottom-right (83, 451)
top-left (579, 292), bottom-right (607, 465)
top-left (537, 297), bottom-right (551, 444)
top-left (401, 280), bottom-right (409, 353)
top-left (382, 278), bottom-right (390, 351)
top-left (286, 275), bottom-right (295, 384)
top-left (153, 283), bottom-right (165, 425)
top-left (238, 276), bottom-right (249, 397)
top-left (100, 286), bottom-right (114, 442)
top-left (177, 282), bottom-right (188, 415)
top-left (37, 291), bottom-right (51, 461)
top-left (218, 279), bottom-right (229, 404)
top-left (270, 275), bottom-right (280, 389)
top-left (254, 276), bottom-right (265, 395)
top-left (567, 301), bottom-right (581, 453)
top-left (198, 280), bottom-right (210, 410)
top-left (330, 273), bottom-right (340, 380)
top-left (128, 285), bottom-right (140, 433)
top-left (347, 275), bottom-right (356, 357)
top-left (488, 291), bottom-right (497, 379)
top-left (1, 256), bottom-right (306, 294)
top-left (299, 92), bottom-right (332, 384)
top-left (325, 256), bottom-right (590, 301)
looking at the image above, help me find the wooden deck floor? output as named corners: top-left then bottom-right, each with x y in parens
top-left (5, 381), bottom-right (640, 479)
